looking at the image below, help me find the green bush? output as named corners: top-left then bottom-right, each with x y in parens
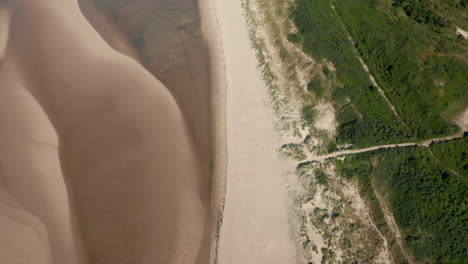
top-left (307, 79), bottom-right (325, 96)
top-left (431, 137), bottom-right (468, 179)
top-left (315, 169), bottom-right (329, 186)
top-left (326, 141), bottom-right (337, 153)
top-left (322, 66), bottom-right (331, 77)
top-left (302, 106), bottom-right (316, 126)
top-left (287, 33), bottom-right (304, 43)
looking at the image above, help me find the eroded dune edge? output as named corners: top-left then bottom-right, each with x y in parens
top-left (0, 0), bottom-right (220, 263)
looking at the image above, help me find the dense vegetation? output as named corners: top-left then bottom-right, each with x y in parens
top-left (336, 143), bottom-right (468, 263)
top-left (286, 0), bottom-right (467, 262)
top-left (290, 0), bottom-right (413, 148)
top-left (393, 0), bottom-right (449, 27)
top-left (289, 0), bottom-right (467, 146)
top-left (333, 0), bottom-right (466, 139)
top-left (431, 137), bottom-right (468, 180)
top-left (393, 0), bottom-right (467, 28)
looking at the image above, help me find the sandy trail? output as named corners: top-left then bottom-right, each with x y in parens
top-left (214, 0), bottom-right (296, 263)
top-left (0, 1), bottom-right (207, 263)
top-left (304, 133), bottom-right (465, 163)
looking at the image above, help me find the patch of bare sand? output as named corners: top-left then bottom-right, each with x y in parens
top-left (213, 0), bottom-right (297, 263)
top-left (454, 107), bottom-right (468, 132)
top-left (456, 27), bottom-right (468, 39)
top-left (313, 103), bottom-right (337, 135)
top-left (1, 1), bottom-right (210, 263)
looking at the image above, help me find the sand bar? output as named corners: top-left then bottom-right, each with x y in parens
top-left (1, 1), bottom-right (207, 263)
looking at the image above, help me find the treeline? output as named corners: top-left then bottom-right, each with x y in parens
top-left (393, 0), bottom-right (449, 27)
top-left (336, 145), bottom-right (468, 263)
top-left (393, 0), bottom-right (467, 27)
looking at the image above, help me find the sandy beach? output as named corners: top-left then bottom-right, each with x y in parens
top-left (209, 0), bottom-right (297, 263)
top-left (0, 0), bottom-right (296, 263)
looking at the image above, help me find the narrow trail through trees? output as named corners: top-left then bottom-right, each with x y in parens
top-left (303, 133), bottom-right (465, 163)
top-left (330, 3), bottom-right (412, 133)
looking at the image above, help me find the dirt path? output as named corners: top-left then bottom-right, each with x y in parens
top-left (365, 210), bottom-right (394, 264)
top-left (373, 183), bottom-right (414, 264)
top-left (304, 133), bottom-right (464, 163)
top-left (427, 149), bottom-right (466, 184)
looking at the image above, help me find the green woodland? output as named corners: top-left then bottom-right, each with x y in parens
top-left (290, 0), bottom-right (414, 148)
top-left (431, 138), bottom-right (468, 179)
top-left (289, 0), bottom-right (467, 147)
top-left (336, 138), bottom-right (468, 263)
top-left (287, 0), bottom-right (468, 262)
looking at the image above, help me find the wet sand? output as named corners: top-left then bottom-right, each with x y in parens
top-left (0, 0), bottom-right (213, 263)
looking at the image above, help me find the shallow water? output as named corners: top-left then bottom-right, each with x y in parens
top-left (82, 1), bottom-right (214, 263)
top-left (0, 0), bottom-right (214, 263)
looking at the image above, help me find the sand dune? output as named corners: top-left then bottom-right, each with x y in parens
top-left (0, 0), bottom-right (212, 263)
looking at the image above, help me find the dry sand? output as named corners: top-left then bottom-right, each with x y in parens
top-left (212, 0), bottom-right (297, 263)
top-left (456, 27), bottom-right (468, 39)
top-left (0, 1), bottom-right (211, 263)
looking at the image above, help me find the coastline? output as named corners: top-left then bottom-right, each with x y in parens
top-left (198, 0), bottom-right (228, 262)
top-left (1, 1), bottom-right (211, 263)
top-left (200, 0), bottom-right (297, 263)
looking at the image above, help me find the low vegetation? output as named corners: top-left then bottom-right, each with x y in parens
top-left (279, 143), bottom-right (307, 161)
top-left (302, 106), bottom-right (316, 127)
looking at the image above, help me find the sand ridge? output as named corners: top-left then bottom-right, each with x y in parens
top-left (0, 0), bottom-right (212, 263)
top-left (0, 6), bottom-right (10, 59)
